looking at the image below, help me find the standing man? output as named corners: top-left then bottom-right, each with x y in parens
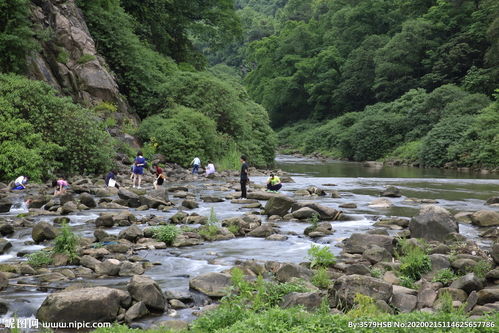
top-left (240, 155), bottom-right (249, 199)
top-left (191, 156), bottom-right (201, 174)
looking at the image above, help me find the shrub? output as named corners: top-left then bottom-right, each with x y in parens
top-left (399, 246), bottom-right (431, 281)
top-left (399, 275), bottom-right (417, 290)
top-left (471, 260), bottom-right (493, 279)
top-left (0, 74), bottom-right (114, 178)
top-left (77, 54), bottom-right (96, 64)
top-left (370, 267), bottom-right (384, 279)
top-left (227, 224), bottom-right (240, 235)
top-left (138, 107), bottom-right (221, 166)
top-left (432, 268), bottom-right (457, 285)
top-left (53, 222), bottom-right (79, 263)
top-left (311, 267), bottom-right (331, 289)
top-left (152, 225), bottom-right (179, 245)
top-left (309, 213), bottom-right (320, 229)
top-left (27, 250), bottom-right (53, 267)
top-left (308, 244), bottom-right (336, 269)
top-left (347, 294), bottom-right (383, 318)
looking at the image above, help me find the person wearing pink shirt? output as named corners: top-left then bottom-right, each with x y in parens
top-left (52, 179), bottom-right (69, 196)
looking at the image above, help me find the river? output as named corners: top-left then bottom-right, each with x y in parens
top-left (1, 155), bottom-right (498, 327)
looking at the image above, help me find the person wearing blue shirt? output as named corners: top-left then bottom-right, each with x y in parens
top-left (133, 151), bottom-right (147, 188)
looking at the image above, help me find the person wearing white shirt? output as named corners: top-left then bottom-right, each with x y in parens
top-left (191, 157), bottom-right (201, 174)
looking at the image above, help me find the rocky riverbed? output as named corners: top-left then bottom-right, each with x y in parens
top-left (0, 158), bottom-right (498, 331)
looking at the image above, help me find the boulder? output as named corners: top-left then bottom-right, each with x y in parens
top-left (201, 196), bottom-right (224, 203)
top-left (330, 275), bottom-right (392, 307)
top-left (128, 275), bottom-right (166, 312)
top-left (275, 263), bottom-right (312, 283)
top-left (450, 273), bottom-right (483, 294)
top-left (391, 293), bottom-right (417, 312)
top-left (306, 186), bottom-right (326, 196)
top-left (119, 261), bottom-right (145, 276)
top-left (60, 201), bottom-right (79, 215)
top-left (492, 241), bottom-right (499, 265)
top-left (280, 292), bottom-right (323, 311)
top-left (181, 200), bottom-right (198, 209)
top-left (471, 210), bottom-right (499, 227)
top-left (339, 203), bottom-right (357, 209)
top-left (486, 197), bottom-right (499, 205)
top-left (343, 233), bottom-right (395, 254)
top-left (0, 239), bottom-right (12, 254)
top-left (437, 288), bottom-right (468, 302)
top-left (189, 272), bottom-right (231, 297)
top-left (32, 222), bottom-right (58, 243)
top-left (247, 224), bottom-right (275, 238)
top-left (380, 186), bottom-right (401, 197)
top-left (0, 272), bottom-right (8, 291)
top-left (363, 245), bottom-right (392, 264)
top-left (118, 189), bottom-right (141, 208)
top-left (0, 198), bottom-right (13, 213)
top-left (264, 196), bottom-right (296, 216)
top-left (95, 259), bottom-right (121, 276)
top-left (303, 203), bottom-right (342, 220)
top-left (476, 288), bottom-right (499, 305)
top-left (409, 205), bottom-right (459, 241)
top-left (0, 222), bottom-right (14, 236)
top-left (247, 191), bottom-right (280, 200)
top-left (119, 225), bottom-right (144, 242)
top-left (80, 255), bottom-right (102, 271)
top-left (346, 264), bottom-right (371, 275)
top-left (36, 287), bottom-right (131, 323)
top-left (417, 283), bottom-right (438, 309)
top-left (140, 195), bottom-right (169, 208)
top-left (95, 214), bottom-right (115, 228)
top-left (125, 301), bottom-right (149, 323)
top-left (79, 193), bottom-right (96, 208)
top-left (292, 207), bottom-right (319, 220)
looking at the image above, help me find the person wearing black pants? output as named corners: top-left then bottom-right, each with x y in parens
top-left (240, 155), bottom-right (249, 199)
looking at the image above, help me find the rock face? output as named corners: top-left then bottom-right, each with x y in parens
top-left (330, 275), bottom-right (393, 307)
top-left (28, 0), bottom-right (130, 114)
top-left (471, 210), bottom-right (499, 227)
top-left (409, 205), bottom-right (459, 241)
top-left (189, 272), bottom-right (231, 297)
top-left (281, 292), bottom-right (323, 311)
top-left (264, 196), bottom-right (296, 216)
top-left (37, 287), bottom-right (130, 323)
top-left (127, 275), bottom-right (166, 312)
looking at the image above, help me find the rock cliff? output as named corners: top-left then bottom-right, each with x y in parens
top-left (27, 0), bottom-right (129, 114)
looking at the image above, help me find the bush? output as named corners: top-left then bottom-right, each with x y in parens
top-left (311, 267), bottom-right (331, 289)
top-left (398, 241), bottom-right (431, 281)
top-left (0, 74), bottom-right (114, 180)
top-left (347, 294), bottom-right (383, 318)
top-left (152, 225), bottom-right (179, 245)
top-left (471, 260), bottom-right (493, 279)
top-left (27, 250), bottom-right (53, 267)
top-left (432, 268), bottom-right (457, 285)
top-left (53, 222), bottom-right (79, 263)
top-left (308, 244), bottom-right (336, 269)
top-left (138, 107), bottom-right (221, 167)
top-left (370, 267), bottom-right (384, 279)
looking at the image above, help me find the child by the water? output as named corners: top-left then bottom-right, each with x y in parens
top-left (105, 170), bottom-right (120, 189)
top-left (152, 164), bottom-right (166, 189)
top-left (11, 176), bottom-right (28, 190)
top-left (205, 161), bottom-right (215, 176)
top-left (52, 179), bottom-right (69, 196)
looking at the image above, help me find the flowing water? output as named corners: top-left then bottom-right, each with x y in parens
top-left (1, 155), bottom-right (498, 327)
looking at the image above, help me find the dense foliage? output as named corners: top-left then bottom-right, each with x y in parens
top-left (0, 74), bottom-right (114, 181)
top-left (210, 0), bottom-right (499, 168)
top-left (78, 0), bottom-right (275, 167)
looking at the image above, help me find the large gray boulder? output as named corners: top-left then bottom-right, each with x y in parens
top-left (37, 287), bottom-right (131, 323)
top-left (471, 210), bottom-right (499, 227)
top-left (0, 198), bottom-right (12, 213)
top-left (299, 203), bottom-right (342, 220)
top-left (95, 259), bottom-right (121, 276)
top-left (189, 272), bottom-right (231, 297)
top-left (280, 292), bottom-right (323, 311)
top-left (247, 224), bottom-right (275, 238)
top-left (380, 186), bottom-right (402, 197)
top-left (409, 205), bottom-right (459, 241)
top-left (125, 301), bottom-right (149, 323)
top-left (450, 273), bottom-right (483, 294)
top-left (79, 193), bottom-right (96, 208)
top-left (264, 196), bottom-right (296, 216)
top-left (476, 288), bottom-right (499, 305)
top-left (292, 207), bottom-right (319, 220)
top-left (127, 275), bottom-right (166, 312)
top-left (119, 225), bottom-right (144, 242)
top-left (391, 292), bottom-right (417, 312)
top-left (275, 263), bottom-right (313, 283)
top-left (118, 189), bottom-right (141, 208)
top-left (32, 222), bottom-right (58, 243)
top-left (330, 275), bottom-right (393, 307)
top-left (343, 233), bottom-right (395, 254)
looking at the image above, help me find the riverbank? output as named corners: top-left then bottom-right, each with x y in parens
top-left (0, 158), bottom-right (498, 331)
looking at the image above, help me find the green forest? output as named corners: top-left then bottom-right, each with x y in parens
top-left (0, 0), bottom-right (498, 182)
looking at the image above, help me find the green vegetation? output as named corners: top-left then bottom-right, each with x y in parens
top-left (370, 267), bottom-right (384, 279)
top-left (395, 239), bottom-right (431, 289)
top-left (470, 260), bottom-right (493, 279)
top-left (77, 0), bottom-right (275, 168)
top-left (307, 244), bottom-right (336, 269)
top-left (152, 225), bottom-right (179, 245)
top-left (309, 213), bottom-right (320, 229)
top-left (347, 294), bottom-right (383, 319)
top-left (311, 267), bottom-right (331, 289)
top-left (199, 208), bottom-right (220, 240)
top-left (432, 268), bottom-right (458, 285)
top-left (77, 54), bottom-right (96, 64)
top-left (0, 74), bottom-right (114, 181)
top-left (27, 250), bottom-right (54, 267)
top-left (209, 0), bottom-right (499, 168)
top-left (53, 222), bottom-right (79, 263)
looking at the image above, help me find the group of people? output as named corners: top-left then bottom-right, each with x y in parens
top-left (9, 153), bottom-right (283, 200)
